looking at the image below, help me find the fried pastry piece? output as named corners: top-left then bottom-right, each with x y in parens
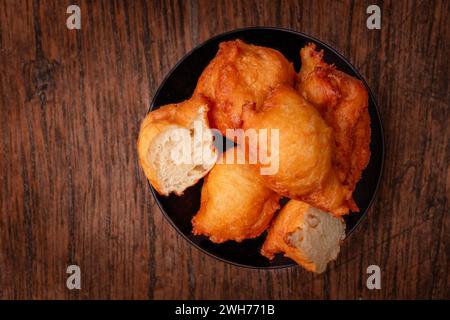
top-left (242, 85), bottom-right (353, 215)
top-left (297, 43), bottom-right (371, 209)
top-left (194, 39), bottom-right (295, 138)
top-left (261, 200), bottom-right (345, 273)
top-left (137, 96), bottom-right (217, 196)
top-left (192, 147), bottom-right (280, 243)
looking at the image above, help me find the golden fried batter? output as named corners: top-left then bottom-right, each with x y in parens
top-left (297, 44), bottom-right (371, 210)
top-left (261, 200), bottom-right (345, 273)
top-left (192, 147), bottom-right (280, 243)
top-left (194, 40), bottom-right (295, 138)
top-left (242, 85), bottom-right (353, 215)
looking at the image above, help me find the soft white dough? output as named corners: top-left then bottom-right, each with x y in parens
top-left (148, 108), bottom-right (217, 195)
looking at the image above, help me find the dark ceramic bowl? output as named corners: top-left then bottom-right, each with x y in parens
top-left (148, 27), bottom-right (384, 269)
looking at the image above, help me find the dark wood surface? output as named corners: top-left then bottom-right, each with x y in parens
top-left (0, 0), bottom-right (448, 300)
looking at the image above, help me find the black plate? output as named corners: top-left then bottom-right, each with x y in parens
top-left (148, 27), bottom-right (384, 269)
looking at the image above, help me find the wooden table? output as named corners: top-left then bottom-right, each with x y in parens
top-left (0, 0), bottom-right (448, 300)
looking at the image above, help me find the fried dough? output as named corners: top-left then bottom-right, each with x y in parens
top-left (297, 43), bottom-right (371, 210)
top-left (137, 96), bottom-right (217, 195)
top-left (261, 200), bottom-right (345, 273)
top-left (192, 147), bottom-right (280, 243)
top-left (194, 39), bottom-right (295, 138)
top-left (243, 85), bottom-right (354, 215)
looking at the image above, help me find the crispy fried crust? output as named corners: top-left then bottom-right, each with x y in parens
top-left (192, 147), bottom-right (280, 243)
top-left (242, 85), bottom-right (353, 215)
top-left (194, 39), bottom-right (295, 138)
top-left (297, 44), bottom-right (371, 211)
top-left (137, 95), bottom-right (212, 195)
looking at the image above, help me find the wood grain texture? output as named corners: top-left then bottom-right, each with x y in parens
top-left (0, 0), bottom-right (448, 299)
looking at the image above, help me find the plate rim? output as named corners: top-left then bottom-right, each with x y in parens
top-left (146, 26), bottom-right (385, 270)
